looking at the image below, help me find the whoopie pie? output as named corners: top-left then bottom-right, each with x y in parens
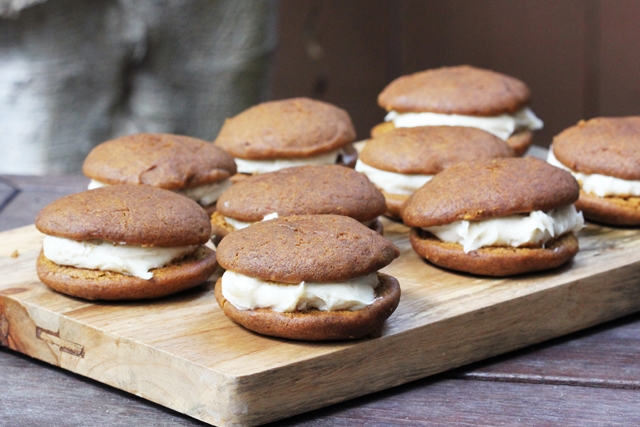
top-left (548, 117), bottom-right (640, 226)
top-left (35, 185), bottom-right (217, 300)
top-left (401, 157), bottom-right (584, 276)
top-left (374, 65), bottom-right (543, 156)
top-left (214, 215), bottom-right (401, 340)
top-left (83, 133), bottom-right (236, 213)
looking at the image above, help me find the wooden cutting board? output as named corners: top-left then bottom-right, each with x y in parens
top-left (2, 220), bottom-right (640, 426)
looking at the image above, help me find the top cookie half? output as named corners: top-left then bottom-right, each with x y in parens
top-left (552, 116), bottom-right (640, 180)
top-left (35, 185), bottom-right (212, 246)
top-left (402, 157), bottom-right (579, 227)
top-left (378, 65), bottom-right (531, 116)
top-left (213, 98), bottom-right (356, 159)
top-left (83, 133), bottom-right (237, 190)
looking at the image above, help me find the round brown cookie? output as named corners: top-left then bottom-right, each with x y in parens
top-left (217, 165), bottom-right (385, 222)
top-left (409, 229), bottom-right (579, 277)
top-left (37, 246), bottom-right (217, 300)
top-left (575, 191), bottom-right (640, 226)
top-left (36, 185), bottom-right (211, 246)
top-left (401, 157), bottom-right (579, 228)
top-left (378, 65), bottom-right (531, 116)
top-left (214, 97), bottom-right (356, 159)
top-left (83, 133), bottom-right (237, 189)
top-left (214, 272), bottom-right (400, 340)
top-left (552, 117), bottom-right (640, 180)
top-left (216, 215), bottom-right (399, 283)
top-left (369, 122), bottom-right (533, 156)
top-left (360, 126), bottom-right (514, 174)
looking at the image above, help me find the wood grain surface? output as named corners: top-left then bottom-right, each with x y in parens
top-left (2, 204), bottom-right (640, 426)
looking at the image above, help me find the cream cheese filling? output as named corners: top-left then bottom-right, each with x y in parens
top-left (384, 107), bottom-right (543, 141)
top-left (424, 204), bottom-right (584, 253)
top-left (222, 212), bottom-right (376, 231)
top-left (223, 212), bottom-right (279, 230)
top-left (42, 235), bottom-right (197, 280)
top-left (233, 148), bottom-right (343, 174)
top-left (355, 159), bottom-right (433, 195)
top-left (547, 148), bottom-right (640, 197)
top-left (88, 179), bottom-right (231, 206)
top-left (221, 270), bottom-right (379, 312)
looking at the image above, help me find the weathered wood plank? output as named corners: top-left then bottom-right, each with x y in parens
top-left (1, 174), bottom-right (89, 193)
top-left (0, 191), bottom-right (78, 231)
top-left (456, 311), bottom-right (640, 388)
top-left (0, 179), bottom-right (17, 212)
top-left (272, 377), bottom-right (640, 426)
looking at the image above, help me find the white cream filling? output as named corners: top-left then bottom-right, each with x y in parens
top-left (355, 159), bottom-right (433, 195)
top-left (425, 204), bottom-right (584, 253)
top-left (222, 212), bottom-right (375, 231)
top-left (42, 235), bottom-right (197, 280)
top-left (223, 212), bottom-right (278, 230)
top-left (234, 148), bottom-right (342, 174)
top-left (547, 149), bottom-right (640, 198)
top-left (385, 107), bottom-right (543, 141)
top-left (221, 270), bottom-right (379, 312)
top-left (88, 179), bottom-right (231, 206)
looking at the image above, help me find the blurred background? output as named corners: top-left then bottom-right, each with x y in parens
top-left (2, 0), bottom-right (639, 174)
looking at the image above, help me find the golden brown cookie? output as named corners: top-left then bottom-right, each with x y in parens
top-left (212, 165), bottom-right (385, 240)
top-left (370, 122), bottom-right (533, 156)
top-left (360, 126), bottom-right (514, 174)
top-left (402, 157), bottom-right (579, 227)
top-left (83, 133), bottom-right (237, 189)
top-left (574, 191), bottom-right (640, 226)
top-left (36, 185), bottom-right (211, 246)
top-left (378, 65), bottom-right (531, 116)
top-left (214, 272), bottom-right (400, 341)
top-left (217, 215), bottom-right (398, 283)
top-left (409, 230), bottom-right (579, 277)
top-left (214, 97), bottom-right (356, 160)
top-left (35, 185), bottom-right (216, 300)
top-left (37, 246), bottom-right (217, 300)
top-left (214, 214), bottom-right (400, 340)
top-left (552, 117), bottom-right (640, 179)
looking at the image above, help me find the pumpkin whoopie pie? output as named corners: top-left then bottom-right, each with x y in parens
top-left (35, 185), bottom-right (217, 300)
top-left (214, 215), bottom-right (401, 341)
top-left (83, 133), bottom-right (237, 213)
top-left (355, 126), bottom-right (515, 218)
top-left (548, 117), bottom-right (640, 226)
top-left (373, 65), bottom-right (543, 156)
top-left (401, 157), bottom-right (584, 277)
top-left (214, 97), bottom-right (358, 178)
top-left (210, 165), bottom-right (386, 244)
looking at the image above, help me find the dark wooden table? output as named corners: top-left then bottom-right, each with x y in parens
top-left (2, 174), bottom-right (640, 427)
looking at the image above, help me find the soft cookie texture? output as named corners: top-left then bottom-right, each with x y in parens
top-left (217, 215), bottom-right (398, 283)
top-left (36, 185), bottom-right (211, 246)
top-left (214, 97), bottom-right (356, 160)
top-left (378, 65), bottom-right (531, 116)
top-left (552, 117), bottom-right (640, 225)
top-left (215, 215), bottom-right (401, 340)
top-left (35, 185), bottom-right (217, 300)
top-left (358, 126), bottom-right (514, 218)
top-left (402, 157), bottom-right (581, 276)
top-left (360, 126), bottom-right (514, 174)
top-left (83, 133), bottom-right (237, 190)
top-left (402, 157), bottom-right (579, 227)
top-left (210, 165), bottom-right (386, 240)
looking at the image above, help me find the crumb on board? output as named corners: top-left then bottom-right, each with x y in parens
top-left (11, 250), bottom-right (19, 258)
